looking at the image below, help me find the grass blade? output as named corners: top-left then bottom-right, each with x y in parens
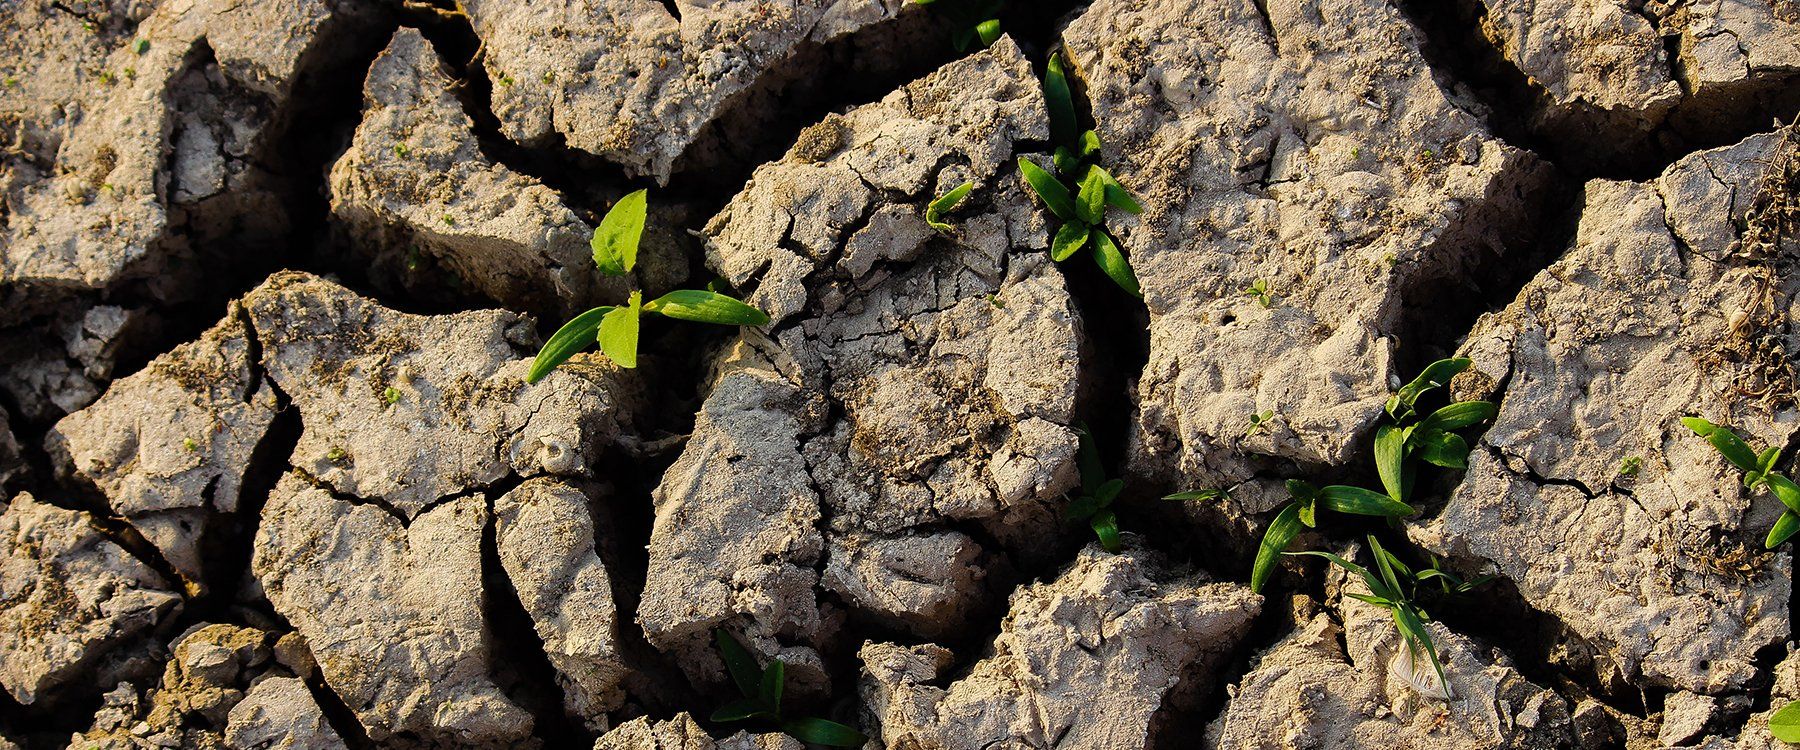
top-left (781, 718), bottom-right (868, 747)
top-left (1318, 485), bottom-right (1414, 518)
top-left (1252, 504), bottom-right (1303, 592)
top-left (1092, 230), bottom-right (1141, 297)
top-left (926, 181), bottom-right (975, 231)
top-left (1018, 157), bottom-right (1075, 220)
top-left (644, 289), bottom-right (769, 326)
top-left (1043, 52), bottom-right (1078, 148)
top-left (759, 658), bottom-right (784, 714)
top-left (592, 189), bottom-right (647, 276)
top-left (526, 306), bottom-right (613, 383)
top-left (713, 629), bottom-right (762, 698)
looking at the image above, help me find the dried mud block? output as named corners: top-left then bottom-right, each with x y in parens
top-left (69, 623), bottom-right (289, 748)
top-left (640, 38), bottom-right (1081, 693)
top-left (226, 675), bottom-right (349, 750)
top-left (860, 544), bottom-right (1261, 749)
top-left (592, 713), bottom-right (804, 750)
top-left (1410, 131), bottom-right (1800, 694)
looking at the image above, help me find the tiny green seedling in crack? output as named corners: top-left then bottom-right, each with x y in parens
top-left (1289, 536), bottom-right (1478, 701)
top-left (1618, 456), bottom-right (1642, 478)
top-left (1063, 424), bottom-right (1127, 552)
top-left (1018, 50), bottom-right (1145, 298)
top-left (182, 438), bottom-right (198, 453)
top-left (710, 629), bottom-right (867, 747)
top-left (133, 39), bottom-right (149, 54)
top-left (1683, 416), bottom-right (1800, 548)
top-left (382, 386), bottom-right (402, 406)
top-left (527, 190), bottom-right (770, 382)
top-left (926, 181), bottom-right (974, 232)
top-left (326, 447), bottom-right (348, 462)
top-left (1242, 279), bottom-right (1274, 308)
top-left (911, 0), bottom-right (1003, 52)
top-left (1243, 409), bottom-right (1275, 438)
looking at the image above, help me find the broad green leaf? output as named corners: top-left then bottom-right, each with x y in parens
top-left (1090, 509), bottom-right (1121, 553)
top-left (926, 181), bottom-right (974, 231)
top-left (709, 697), bottom-right (770, 723)
top-left (526, 306), bottom-right (613, 383)
top-left (1771, 474), bottom-right (1800, 514)
top-left (1094, 478), bottom-right (1124, 504)
top-left (781, 718), bottom-right (869, 747)
top-left (1043, 52), bottom-right (1078, 148)
top-left (1411, 429), bottom-right (1470, 469)
top-left (1092, 230), bottom-right (1141, 297)
top-left (1079, 129), bottom-right (1101, 158)
top-left (1769, 699), bottom-right (1800, 743)
top-left (1374, 424), bottom-right (1408, 502)
top-left (1076, 169), bottom-right (1107, 225)
top-left (1251, 504), bottom-right (1303, 593)
top-left (1076, 423), bottom-right (1103, 494)
top-left (644, 289), bottom-right (770, 326)
top-left (1051, 220), bottom-right (1090, 261)
top-left (1705, 424), bottom-right (1761, 473)
top-left (975, 18), bottom-right (1001, 46)
top-left (1163, 489), bottom-right (1226, 501)
top-left (1088, 165), bottom-right (1144, 214)
top-left (1387, 357), bottom-right (1471, 420)
top-left (596, 292), bottom-right (641, 369)
top-left (1419, 401), bottom-right (1497, 433)
top-left (713, 629), bottom-right (762, 698)
top-left (1318, 485), bottom-right (1414, 517)
top-left (1018, 157), bottom-right (1076, 220)
top-left (1769, 511), bottom-right (1800, 549)
top-left (759, 659), bottom-right (784, 714)
top-left (1681, 416), bottom-right (1718, 437)
top-left (592, 189), bottom-right (647, 276)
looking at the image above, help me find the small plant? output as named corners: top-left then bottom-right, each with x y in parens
top-left (393, 143), bottom-right (410, 157)
top-left (1618, 456), bottom-right (1642, 477)
top-left (1290, 536), bottom-right (1460, 700)
top-left (133, 39), bottom-right (149, 54)
top-left (528, 190), bottom-right (770, 382)
top-left (1683, 417), bottom-right (1800, 548)
top-left (1250, 479), bottom-right (1412, 592)
top-left (1244, 409), bottom-right (1274, 438)
top-left (1064, 424), bottom-right (1125, 552)
top-left (1018, 50), bottom-right (1144, 298)
top-left (1163, 488), bottom-right (1227, 502)
top-left (911, 0), bottom-right (1003, 52)
top-left (926, 181), bottom-right (974, 231)
top-left (326, 447), bottom-right (348, 462)
top-left (711, 629), bottom-right (866, 747)
top-left (182, 438), bottom-right (198, 452)
top-left (1242, 279), bottom-right (1274, 308)
top-left (382, 386), bottom-right (402, 405)
top-left (1771, 699), bottom-right (1800, 743)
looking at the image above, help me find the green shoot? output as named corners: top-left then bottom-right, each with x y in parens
top-left (1683, 417), bottom-right (1800, 548)
top-left (711, 629), bottom-right (866, 747)
top-left (912, 0), bottom-right (1004, 52)
top-left (326, 447), bottom-right (347, 462)
top-left (1618, 456), bottom-right (1642, 477)
top-left (133, 39), bottom-right (149, 54)
top-left (926, 181), bottom-right (974, 231)
top-left (1289, 537), bottom-right (1458, 700)
top-left (1244, 409), bottom-right (1274, 438)
top-left (1771, 700), bottom-right (1800, 743)
top-left (1242, 279), bottom-right (1273, 308)
top-left (1064, 424), bottom-right (1125, 552)
top-left (182, 438), bottom-right (198, 452)
top-left (1163, 488), bottom-right (1227, 502)
top-left (382, 386), bottom-right (402, 405)
top-left (528, 193), bottom-right (769, 382)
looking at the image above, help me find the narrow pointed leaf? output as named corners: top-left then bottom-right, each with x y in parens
top-left (1018, 157), bottom-right (1075, 220)
top-left (592, 188), bottom-right (647, 276)
top-left (1287, 549), bottom-right (1389, 599)
top-left (1075, 423), bottom-right (1103, 494)
top-left (527, 306), bottom-right (613, 383)
top-left (926, 181), bottom-right (975, 231)
top-left (1368, 535), bottom-right (1409, 596)
top-left (596, 291), bottom-right (641, 369)
top-left (1318, 485), bottom-right (1414, 517)
top-left (1682, 416), bottom-right (1718, 437)
top-left (1051, 220), bottom-right (1090, 261)
top-left (1092, 230), bottom-right (1141, 297)
top-left (1768, 510), bottom-right (1800, 549)
top-left (1090, 509), bottom-right (1121, 553)
top-left (758, 659), bottom-right (784, 714)
top-left (1770, 474), bottom-right (1800, 514)
top-left (713, 629), bottom-right (762, 698)
top-left (1075, 169), bottom-right (1106, 225)
top-left (1387, 357), bottom-right (1471, 419)
top-left (1251, 504), bottom-right (1303, 593)
top-left (709, 697), bottom-right (770, 723)
top-left (976, 18), bottom-right (1001, 46)
top-left (781, 718), bottom-right (869, 747)
top-left (1088, 165), bottom-right (1144, 214)
top-left (1419, 401), bottom-right (1497, 433)
top-left (644, 289), bottom-right (769, 326)
top-left (1395, 606), bottom-right (1449, 700)
top-left (1043, 52), bottom-right (1078, 148)
top-left (1374, 424), bottom-right (1407, 502)
top-left (1163, 489), bottom-right (1226, 501)
top-left (1704, 424), bottom-right (1761, 473)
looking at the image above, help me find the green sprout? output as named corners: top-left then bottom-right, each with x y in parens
top-left (926, 181), bottom-right (974, 231)
top-left (1018, 50), bottom-right (1145, 298)
top-left (984, 293), bottom-right (1004, 309)
top-left (1163, 488), bottom-right (1227, 502)
top-left (1244, 409), bottom-right (1275, 438)
top-left (497, 74), bottom-right (515, 87)
top-left (326, 447), bottom-right (347, 462)
top-left (133, 39), bottom-right (149, 54)
top-left (182, 438), bottom-right (198, 452)
top-left (1063, 424), bottom-right (1126, 552)
top-left (1289, 536), bottom-right (1467, 700)
top-left (1683, 416), bottom-right (1800, 548)
top-left (394, 143), bottom-right (410, 157)
top-left (98, 70), bottom-right (115, 85)
top-left (1618, 456), bottom-right (1642, 477)
top-left (382, 386), bottom-right (402, 405)
top-left (1242, 279), bottom-right (1274, 308)
top-left (911, 0), bottom-right (1003, 52)
top-left (710, 629), bottom-right (866, 747)
top-left (527, 190), bottom-right (770, 382)
top-left (442, 214), bottom-right (456, 226)
top-left (2, 77), bottom-right (17, 87)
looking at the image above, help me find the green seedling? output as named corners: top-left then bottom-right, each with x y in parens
top-left (1064, 424), bottom-right (1125, 552)
top-left (926, 181), bottom-right (974, 231)
top-left (1018, 50), bottom-right (1146, 298)
top-left (442, 214), bottom-right (456, 226)
top-left (711, 629), bottom-right (866, 747)
top-left (528, 191), bottom-right (770, 382)
top-left (1243, 279), bottom-right (1274, 308)
top-left (912, 0), bottom-right (1003, 52)
top-left (1683, 416), bottom-right (1800, 548)
top-left (394, 143), bottom-right (410, 157)
top-left (1163, 488), bottom-right (1227, 502)
top-left (1372, 358), bottom-right (1497, 505)
top-left (182, 438), bottom-right (198, 452)
top-left (1244, 409), bottom-right (1275, 438)
top-left (1289, 536), bottom-right (1457, 700)
top-left (133, 39), bottom-right (149, 54)
top-left (326, 447), bottom-right (348, 462)
top-left (382, 386), bottom-right (402, 405)
top-left (984, 293), bottom-right (1004, 309)
top-left (1618, 456), bottom-right (1642, 477)
top-left (1771, 700), bottom-right (1800, 743)
top-left (1250, 479), bottom-right (1413, 592)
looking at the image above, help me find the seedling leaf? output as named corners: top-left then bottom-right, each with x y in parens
top-left (713, 629), bottom-right (762, 698)
top-left (1374, 424), bottom-right (1408, 502)
top-left (527, 306), bottom-right (614, 383)
top-left (1076, 424), bottom-right (1103, 495)
top-left (1318, 485), bottom-right (1414, 517)
top-left (1092, 230), bottom-right (1141, 297)
top-left (1419, 401), bottom-right (1497, 433)
top-left (1063, 494), bottom-right (1104, 521)
top-left (1769, 699), bottom-right (1800, 742)
top-left (1684, 417), bottom-right (1759, 472)
top-left (1296, 497), bottom-right (1316, 528)
top-left (781, 718), bottom-right (868, 747)
top-left (1080, 129), bottom-right (1102, 158)
top-left (711, 697), bottom-right (769, 723)
top-left (1091, 510), bottom-right (1121, 552)
top-left (1043, 52), bottom-right (1078, 148)
top-left (1387, 358), bottom-right (1471, 420)
top-left (927, 181), bottom-right (975, 231)
top-left (596, 292), bottom-right (642, 369)
top-left (1285, 478), bottom-right (1319, 501)
top-left (592, 189), bottom-right (647, 276)
top-left (1054, 146), bottom-right (1082, 174)
top-left (1410, 429), bottom-right (1470, 469)
top-left (1771, 474), bottom-right (1800, 514)
top-left (644, 290), bottom-right (769, 326)
top-left (1251, 503), bottom-right (1303, 592)
top-left (1164, 489), bottom-right (1226, 501)
top-left (976, 18), bottom-right (1001, 46)
top-left (1095, 478), bottom-right (1124, 504)
top-left (759, 659), bottom-right (784, 714)
top-left (1088, 165), bottom-right (1144, 214)
top-left (1768, 510), bottom-right (1800, 549)
top-left (1076, 169), bottom-right (1106, 225)
top-left (1018, 157), bottom-right (1075, 220)
top-left (1051, 221), bottom-right (1090, 261)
